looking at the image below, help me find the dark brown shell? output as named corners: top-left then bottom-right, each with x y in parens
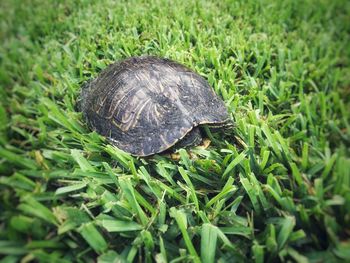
top-left (79, 56), bottom-right (229, 156)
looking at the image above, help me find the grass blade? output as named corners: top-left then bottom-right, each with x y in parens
top-left (201, 224), bottom-right (218, 263)
top-left (79, 222), bottom-right (108, 254)
top-left (98, 219), bottom-right (143, 232)
top-left (170, 208), bottom-right (200, 263)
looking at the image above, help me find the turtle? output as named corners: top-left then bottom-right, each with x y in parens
top-left (78, 56), bottom-right (230, 156)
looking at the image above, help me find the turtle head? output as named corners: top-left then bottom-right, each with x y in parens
top-left (207, 118), bottom-right (234, 130)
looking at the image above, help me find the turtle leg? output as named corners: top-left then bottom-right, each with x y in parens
top-left (76, 80), bottom-right (93, 112)
top-left (175, 127), bottom-right (202, 149)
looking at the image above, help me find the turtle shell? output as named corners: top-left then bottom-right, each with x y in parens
top-left (79, 56), bottom-right (229, 156)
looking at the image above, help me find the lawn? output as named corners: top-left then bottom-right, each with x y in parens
top-left (0, 0), bottom-right (350, 262)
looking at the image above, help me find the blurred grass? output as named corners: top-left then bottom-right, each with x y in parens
top-left (0, 0), bottom-right (350, 262)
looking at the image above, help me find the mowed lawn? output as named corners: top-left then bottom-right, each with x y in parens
top-left (1, 0), bottom-right (349, 262)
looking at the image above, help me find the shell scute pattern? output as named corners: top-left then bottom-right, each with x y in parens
top-left (80, 56), bottom-right (229, 156)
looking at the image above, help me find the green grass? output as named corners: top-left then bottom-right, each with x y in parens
top-left (1, 0), bottom-right (350, 262)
